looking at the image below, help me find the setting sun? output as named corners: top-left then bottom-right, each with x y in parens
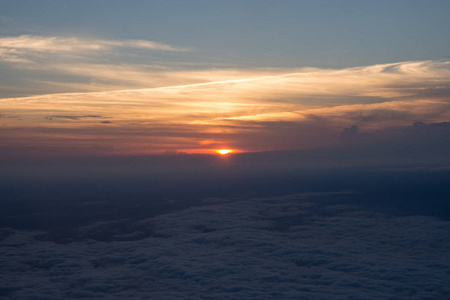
top-left (217, 149), bottom-right (233, 155)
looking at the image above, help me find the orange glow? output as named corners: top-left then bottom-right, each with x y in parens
top-left (217, 149), bottom-right (233, 155)
top-left (2, 60), bottom-right (450, 158)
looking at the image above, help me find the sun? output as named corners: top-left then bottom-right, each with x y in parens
top-left (217, 149), bottom-right (233, 155)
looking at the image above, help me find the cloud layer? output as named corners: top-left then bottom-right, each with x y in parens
top-left (1, 192), bottom-right (449, 299)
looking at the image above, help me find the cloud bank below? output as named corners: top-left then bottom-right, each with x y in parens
top-left (1, 192), bottom-right (449, 299)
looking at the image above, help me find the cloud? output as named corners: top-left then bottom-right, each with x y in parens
top-left (0, 35), bottom-right (191, 96)
top-left (0, 114), bottom-right (18, 119)
top-left (100, 39), bottom-right (187, 52)
top-left (340, 125), bottom-right (359, 141)
top-left (1, 60), bottom-right (450, 156)
top-left (2, 35), bottom-right (448, 100)
top-left (0, 35), bottom-right (186, 56)
top-left (0, 35), bottom-right (188, 68)
top-left (1, 192), bottom-right (449, 299)
top-left (45, 115), bottom-right (102, 120)
top-left (337, 121), bottom-right (450, 160)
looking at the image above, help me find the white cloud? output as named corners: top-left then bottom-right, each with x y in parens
top-left (0, 35), bottom-right (187, 63)
top-left (0, 35), bottom-right (187, 52)
top-left (100, 39), bottom-right (188, 51)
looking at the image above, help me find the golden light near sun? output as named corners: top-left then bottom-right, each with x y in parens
top-left (217, 149), bottom-right (233, 155)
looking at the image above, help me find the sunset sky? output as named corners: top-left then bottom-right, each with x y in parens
top-left (1, 0), bottom-right (450, 157)
top-left (2, 3), bottom-right (450, 298)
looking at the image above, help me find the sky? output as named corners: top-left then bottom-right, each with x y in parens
top-left (2, 3), bottom-right (450, 299)
top-left (1, 0), bottom-right (450, 158)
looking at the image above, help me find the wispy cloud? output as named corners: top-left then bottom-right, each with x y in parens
top-left (0, 35), bottom-right (187, 64)
top-left (0, 35), bottom-right (191, 96)
top-left (1, 60), bottom-right (449, 156)
top-left (0, 35), bottom-right (187, 53)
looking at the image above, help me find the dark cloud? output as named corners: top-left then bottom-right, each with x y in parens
top-left (340, 125), bottom-right (358, 141)
top-left (223, 119), bottom-right (341, 151)
top-left (339, 121), bottom-right (450, 157)
top-left (45, 115), bottom-right (102, 120)
top-left (163, 150), bottom-right (188, 156)
top-left (346, 109), bottom-right (413, 123)
top-left (0, 114), bottom-right (19, 119)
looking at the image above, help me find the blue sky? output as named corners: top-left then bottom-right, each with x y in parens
top-left (2, 0), bottom-right (450, 69)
